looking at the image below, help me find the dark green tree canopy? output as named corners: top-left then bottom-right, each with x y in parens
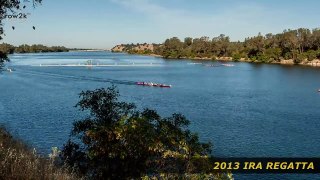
top-left (61, 86), bottom-right (213, 179)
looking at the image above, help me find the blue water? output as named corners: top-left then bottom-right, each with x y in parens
top-left (1, 51), bottom-right (320, 179)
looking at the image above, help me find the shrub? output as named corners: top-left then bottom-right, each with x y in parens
top-left (232, 53), bottom-right (241, 61)
top-left (304, 50), bottom-right (317, 61)
top-left (0, 127), bottom-right (78, 180)
top-left (61, 86), bottom-right (226, 179)
top-left (264, 48), bottom-right (281, 62)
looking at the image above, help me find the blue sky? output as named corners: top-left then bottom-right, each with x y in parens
top-left (2, 0), bottom-right (320, 49)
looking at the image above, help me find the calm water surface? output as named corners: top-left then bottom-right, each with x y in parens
top-left (1, 51), bottom-right (319, 179)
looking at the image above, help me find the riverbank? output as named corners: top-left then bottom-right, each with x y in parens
top-left (0, 43), bottom-right (69, 54)
top-left (112, 28), bottom-right (320, 68)
top-left (142, 53), bottom-right (320, 67)
top-left (0, 127), bottom-right (77, 180)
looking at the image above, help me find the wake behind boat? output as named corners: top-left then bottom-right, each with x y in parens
top-left (204, 64), bottom-right (220, 67)
top-left (221, 64), bottom-right (234, 67)
top-left (204, 63), bottom-right (234, 67)
top-left (136, 82), bottom-right (172, 88)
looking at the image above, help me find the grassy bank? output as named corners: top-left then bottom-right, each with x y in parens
top-left (0, 126), bottom-right (78, 180)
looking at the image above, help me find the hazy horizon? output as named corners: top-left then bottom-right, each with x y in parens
top-left (2, 0), bottom-right (320, 49)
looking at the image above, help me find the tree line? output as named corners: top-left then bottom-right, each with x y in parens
top-left (153, 28), bottom-right (320, 63)
top-left (0, 43), bottom-right (69, 54)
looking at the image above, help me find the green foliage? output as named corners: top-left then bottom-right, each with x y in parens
top-left (184, 37), bottom-right (193, 47)
top-left (232, 53), bottom-right (241, 61)
top-left (255, 54), bottom-right (270, 63)
top-left (61, 86), bottom-right (213, 179)
top-left (128, 49), bottom-right (153, 55)
top-left (148, 28), bottom-right (320, 63)
top-left (163, 37), bottom-right (183, 58)
top-left (244, 33), bottom-right (265, 58)
top-left (304, 50), bottom-right (320, 61)
top-left (296, 53), bottom-right (307, 63)
top-left (296, 50), bottom-right (320, 63)
top-left (14, 44), bottom-right (69, 53)
top-left (264, 48), bottom-right (281, 62)
top-left (115, 28), bottom-right (320, 64)
top-left (0, 51), bottom-right (9, 69)
top-left (0, 43), bottom-right (68, 54)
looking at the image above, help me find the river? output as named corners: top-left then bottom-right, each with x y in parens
top-left (1, 51), bottom-right (319, 179)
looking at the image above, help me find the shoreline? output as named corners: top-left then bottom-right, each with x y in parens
top-left (139, 53), bottom-right (320, 68)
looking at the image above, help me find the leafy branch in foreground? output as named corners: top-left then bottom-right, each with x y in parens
top-left (0, 50), bottom-right (9, 69)
top-left (61, 86), bottom-right (229, 179)
top-left (0, 0), bottom-right (42, 39)
top-left (0, 0), bottom-right (42, 68)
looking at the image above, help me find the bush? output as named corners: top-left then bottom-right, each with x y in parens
top-left (256, 54), bottom-right (272, 63)
top-left (264, 48), bottom-right (281, 62)
top-left (232, 53), bottom-right (241, 61)
top-left (304, 50), bottom-right (317, 61)
top-left (61, 86), bottom-right (224, 179)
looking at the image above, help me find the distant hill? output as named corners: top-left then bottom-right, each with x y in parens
top-left (111, 43), bottom-right (160, 54)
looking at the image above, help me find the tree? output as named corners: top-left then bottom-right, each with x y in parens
top-left (311, 28), bottom-right (320, 50)
top-left (0, 50), bottom-right (9, 69)
top-left (0, 0), bottom-right (42, 68)
top-left (191, 38), bottom-right (209, 57)
top-left (0, 43), bottom-right (14, 69)
top-left (244, 33), bottom-right (265, 59)
top-left (296, 28), bottom-right (312, 53)
top-left (279, 30), bottom-right (298, 59)
top-left (61, 86), bottom-right (214, 179)
top-left (184, 37), bottom-right (193, 47)
top-left (210, 34), bottom-right (231, 57)
top-left (162, 37), bottom-right (183, 58)
top-left (215, 34), bottom-right (231, 57)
